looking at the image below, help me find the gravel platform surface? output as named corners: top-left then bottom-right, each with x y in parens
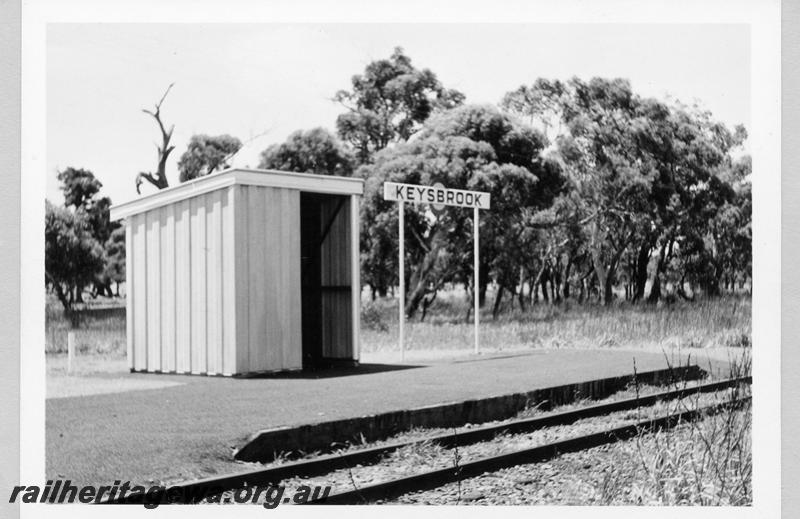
top-left (50, 348), bottom-right (725, 486)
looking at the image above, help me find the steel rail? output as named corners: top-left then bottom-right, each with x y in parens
top-left (308, 396), bottom-right (751, 504)
top-left (102, 376), bottom-right (750, 504)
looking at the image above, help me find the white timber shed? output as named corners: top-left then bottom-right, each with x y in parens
top-left (109, 168), bottom-right (364, 376)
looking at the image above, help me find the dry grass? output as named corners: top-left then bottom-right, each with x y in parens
top-left (594, 352), bottom-right (752, 505)
top-left (387, 355), bottom-right (752, 506)
top-left (44, 291), bottom-right (751, 361)
top-left (45, 295), bottom-right (126, 354)
top-left (361, 291), bottom-right (751, 354)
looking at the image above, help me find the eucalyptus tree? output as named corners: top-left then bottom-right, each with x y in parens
top-left (359, 104), bottom-right (565, 318)
top-left (259, 128), bottom-right (355, 176)
top-left (335, 47), bottom-right (465, 164)
top-left (503, 78), bottom-right (750, 303)
top-left (178, 134), bottom-right (243, 182)
top-left (56, 167), bottom-right (119, 298)
top-left (45, 201), bottom-right (106, 323)
top-left (510, 78), bottom-right (654, 305)
top-left (628, 100), bottom-right (747, 300)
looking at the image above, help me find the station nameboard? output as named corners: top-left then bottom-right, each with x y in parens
top-left (383, 182), bottom-right (491, 210)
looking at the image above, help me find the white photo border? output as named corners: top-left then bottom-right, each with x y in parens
top-left (20, 1), bottom-right (780, 517)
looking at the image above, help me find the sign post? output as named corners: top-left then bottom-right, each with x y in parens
top-left (398, 200), bottom-right (405, 361)
top-left (473, 206), bottom-right (479, 355)
top-left (384, 182), bottom-right (491, 359)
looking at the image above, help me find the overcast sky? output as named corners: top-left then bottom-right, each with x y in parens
top-left (46, 23), bottom-right (750, 206)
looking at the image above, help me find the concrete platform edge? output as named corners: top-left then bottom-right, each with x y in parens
top-left (234, 364), bottom-right (705, 462)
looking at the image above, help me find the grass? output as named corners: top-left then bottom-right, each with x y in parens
top-left (361, 290), bottom-right (751, 354)
top-left (45, 290), bottom-right (751, 360)
top-left (45, 295), bottom-right (126, 354)
top-left (529, 352), bottom-right (753, 506)
top-left (633, 353), bottom-right (751, 505)
top-left (385, 354), bottom-right (752, 506)
top-left (618, 409), bottom-right (752, 505)
top-left (593, 356), bottom-right (752, 505)
top-left (45, 288), bottom-right (752, 503)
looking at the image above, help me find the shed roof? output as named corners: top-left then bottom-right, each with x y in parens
top-left (110, 168), bottom-right (365, 220)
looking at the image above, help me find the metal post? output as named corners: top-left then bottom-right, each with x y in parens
top-left (474, 207), bottom-right (480, 355)
top-left (399, 201), bottom-right (405, 361)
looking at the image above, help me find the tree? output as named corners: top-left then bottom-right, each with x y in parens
top-left (502, 78), bottom-right (568, 140)
top-left (103, 227), bottom-right (126, 297)
top-left (359, 104), bottom-right (565, 318)
top-left (45, 201), bottom-right (106, 324)
top-left (670, 153), bottom-right (750, 298)
top-left (58, 167), bottom-right (114, 239)
top-left (335, 47), bottom-right (465, 164)
top-left (258, 128), bottom-right (354, 176)
top-left (56, 167), bottom-right (120, 298)
top-left (503, 78), bottom-right (750, 304)
top-left (136, 83), bottom-right (176, 194)
top-left (506, 78), bottom-right (653, 305)
top-left (631, 101), bottom-right (747, 302)
top-left (178, 134), bottom-right (243, 182)
top-left (57, 167), bottom-right (102, 209)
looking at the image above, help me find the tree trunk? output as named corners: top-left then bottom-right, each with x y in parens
top-left (419, 291), bottom-right (438, 322)
top-left (677, 273), bottom-right (694, 301)
top-left (52, 283), bottom-right (72, 316)
top-left (706, 264), bottom-right (723, 297)
top-left (478, 264), bottom-right (489, 307)
top-left (601, 245), bottom-right (627, 305)
top-left (405, 286), bottom-right (426, 319)
top-left (648, 274), bottom-right (661, 303)
top-left (603, 273), bottom-right (615, 305)
top-left (632, 241), bottom-right (650, 302)
top-left (404, 242), bottom-right (444, 318)
top-left (492, 285), bottom-right (505, 320)
top-left (531, 261), bottom-right (547, 305)
top-left (517, 267), bottom-right (526, 311)
top-left (552, 262), bottom-right (561, 303)
top-left (540, 273), bottom-right (549, 303)
top-left (647, 241), bottom-right (668, 303)
top-left (551, 276), bottom-right (558, 303)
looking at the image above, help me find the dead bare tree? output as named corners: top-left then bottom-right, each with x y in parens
top-left (135, 83), bottom-right (176, 194)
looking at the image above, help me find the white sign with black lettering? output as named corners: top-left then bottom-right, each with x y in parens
top-left (383, 182), bottom-right (491, 210)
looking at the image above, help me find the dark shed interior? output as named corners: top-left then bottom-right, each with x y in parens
top-left (300, 193), bottom-right (354, 367)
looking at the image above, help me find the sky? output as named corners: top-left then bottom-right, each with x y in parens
top-left (46, 23), bottom-right (750, 206)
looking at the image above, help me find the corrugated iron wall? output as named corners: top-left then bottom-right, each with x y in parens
top-left (234, 185), bottom-right (302, 373)
top-left (128, 187), bottom-right (237, 375)
top-left (125, 182), bottom-right (351, 375)
top-left (319, 197), bottom-right (353, 358)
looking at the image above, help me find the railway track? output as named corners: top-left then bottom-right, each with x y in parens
top-left (104, 375), bottom-right (751, 505)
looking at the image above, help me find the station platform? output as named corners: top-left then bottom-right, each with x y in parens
top-left (46, 348), bottom-right (734, 487)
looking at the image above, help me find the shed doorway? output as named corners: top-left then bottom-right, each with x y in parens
top-left (300, 192), bottom-right (354, 368)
